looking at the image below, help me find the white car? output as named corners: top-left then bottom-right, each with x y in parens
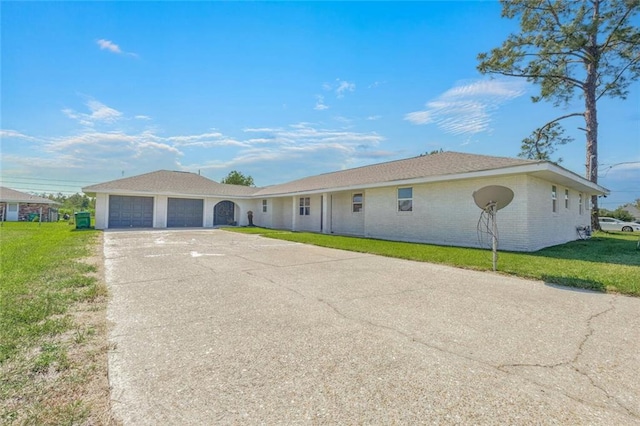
top-left (598, 217), bottom-right (640, 232)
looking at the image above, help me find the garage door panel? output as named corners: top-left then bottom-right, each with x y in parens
top-left (109, 196), bottom-right (153, 228)
top-left (167, 198), bottom-right (203, 227)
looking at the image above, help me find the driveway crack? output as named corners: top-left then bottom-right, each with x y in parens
top-left (255, 275), bottom-right (636, 420)
top-left (498, 296), bottom-right (637, 419)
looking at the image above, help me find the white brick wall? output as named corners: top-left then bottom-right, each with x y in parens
top-left (329, 191), bottom-right (365, 236)
top-left (361, 176), bottom-right (531, 251)
top-left (356, 175), bottom-right (593, 251)
top-left (270, 197), bottom-right (293, 230)
top-left (295, 194), bottom-right (322, 232)
top-left (255, 198), bottom-right (272, 228)
top-left (155, 196), bottom-right (168, 227)
top-left (94, 193), bottom-right (108, 229)
top-left (93, 173), bottom-right (597, 251)
top-left (524, 176), bottom-right (592, 251)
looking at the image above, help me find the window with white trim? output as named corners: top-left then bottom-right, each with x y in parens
top-left (398, 187), bottom-right (413, 212)
top-left (565, 189), bottom-right (569, 209)
top-left (352, 193), bottom-right (363, 213)
top-left (552, 185), bottom-right (557, 213)
top-left (262, 199), bottom-right (267, 213)
top-left (579, 193), bottom-right (583, 215)
top-left (299, 197), bottom-right (310, 216)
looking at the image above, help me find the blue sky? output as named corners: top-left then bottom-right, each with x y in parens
top-left (1, 1), bottom-right (638, 209)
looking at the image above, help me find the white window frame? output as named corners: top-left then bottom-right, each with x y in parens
top-left (552, 185), bottom-right (557, 213)
top-left (299, 197), bottom-right (310, 216)
top-left (397, 187), bottom-right (413, 212)
top-left (579, 193), bottom-right (583, 215)
top-left (262, 199), bottom-right (267, 213)
top-left (352, 193), bottom-right (363, 213)
top-left (565, 189), bottom-right (569, 209)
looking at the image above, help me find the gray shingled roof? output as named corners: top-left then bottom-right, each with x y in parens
top-left (82, 152), bottom-right (552, 198)
top-left (82, 170), bottom-right (260, 197)
top-left (254, 151), bottom-right (540, 196)
top-left (0, 186), bottom-right (60, 204)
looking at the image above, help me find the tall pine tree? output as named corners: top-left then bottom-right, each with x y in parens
top-left (478, 0), bottom-right (640, 229)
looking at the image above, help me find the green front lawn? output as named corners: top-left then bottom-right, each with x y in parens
top-left (227, 227), bottom-right (640, 296)
top-left (0, 222), bottom-right (111, 425)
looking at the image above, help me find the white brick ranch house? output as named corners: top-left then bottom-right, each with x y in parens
top-left (82, 152), bottom-right (608, 252)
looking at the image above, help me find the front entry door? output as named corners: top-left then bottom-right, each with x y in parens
top-left (7, 203), bottom-right (18, 221)
top-left (214, 201), bottom-right (235, 226)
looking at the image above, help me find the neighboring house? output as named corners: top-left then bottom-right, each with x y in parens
top-left (621, 203), bottom-right (640, 221)
top-left (0, 186), bottom-right (60, 222)
top-left (82, 152), bottom-right (608, 252)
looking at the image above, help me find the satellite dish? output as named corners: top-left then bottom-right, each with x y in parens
top-left (472, 185), bottom-right (514, 272)
top-left (473, 185), bottom-right (514, 211)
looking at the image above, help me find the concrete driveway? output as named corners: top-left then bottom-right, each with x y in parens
top-left (104, 229), bottom-right (640, 424)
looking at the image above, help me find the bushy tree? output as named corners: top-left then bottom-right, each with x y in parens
top-left (599, 207), bottom-right (636, 221)
top-left (478, 0), bottom-right (640, 230)
top-left (221, 170), bottom-right (255, 187)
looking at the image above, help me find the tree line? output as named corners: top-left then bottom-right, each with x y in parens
top-left (38, 192), bottom-right (96, 211)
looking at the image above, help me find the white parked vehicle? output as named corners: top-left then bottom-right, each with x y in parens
top-left (598, 217), bottom-right (640, 232)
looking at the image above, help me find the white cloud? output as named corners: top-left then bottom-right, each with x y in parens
top-left (314, 95), bottom-right (329, 111)
top-left (97, 39), bottom-right (122, 54)
top-left (188, 123), bottom-right (393, 183)
top-left (243, 127), bottom-right (284, 133)
top-left (238, 122), bottom-right (384, 153)
top-left (135, 115), bottom-right (152, 120)
top-left (405, 79), bottom-right (526, 135)
top-left (63, 99), bottom-right (123, 126)
top-left (96, 39), bottom-right (138, 57)
top-left (366, 115), bottom-right (382, 121)
top-left (2, 107), bottom-right (396, 189)
top-left (335, 79), bottom-right (355, 98)
top-left (322, 79), bottom-right (356, 98)
top-left (0, 129), bottom-right (38, 141)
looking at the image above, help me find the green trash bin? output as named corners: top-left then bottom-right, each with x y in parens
top-left (75, 212), bottom-right (91, 229)
top-left (28, 213), bottom-right (39, 222)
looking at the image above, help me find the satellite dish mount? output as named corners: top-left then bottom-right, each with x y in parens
top-left (472, 186), bottom-right (514, 271)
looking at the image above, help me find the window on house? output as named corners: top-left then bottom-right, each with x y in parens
top-left (579, 193), bottom-right (583, 215)
top-left (552, 185), bottom-right (557, 213)
top-left (398, 187), bottom-right (413, 212)
top-left (262, 199), bottom-right (267, 213)
top-left (352, 193), bottom-right (363, 213)
top-left (299, 197), bottom-right (310, 215)
top-left (565, 189), bottom-right (569, 209)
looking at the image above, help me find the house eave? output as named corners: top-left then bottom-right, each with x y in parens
top-left (258, 163), bottom-right (609, 197)
top-left (83, 162), bottom-right (609, 200)
top-left (83, 188), bottom-right (256, 199)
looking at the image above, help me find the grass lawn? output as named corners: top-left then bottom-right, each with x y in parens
top-left (0, 222), bottom-right (114, 425)
top-left (227, 227), bottom-right (640, 296)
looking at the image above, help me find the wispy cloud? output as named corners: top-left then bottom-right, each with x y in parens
top-left (0, 129), bottom-right (39, 141)
top-left (314, 95), bottom-right (329, 111)
top-left (3, 100), bottom-right (395, 187)
top-left (190, 122), bottom-right (390, 178)
top-left (405, 79), bottom-right (526, 135)
top-left (322, 78), bottom-right (356, 98)
top-left (368, 81), bottom-right (385, 89)
top-left (335, 80), bottom-right (355, 98)
top-left (63, 99), bottom-right (123, 127)
top-left (165, 132), bottom-right (248, 148)
top-left (97, 39), bottom-right (121, 54)
top-left (96, 38), bottom-right (138, 58)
